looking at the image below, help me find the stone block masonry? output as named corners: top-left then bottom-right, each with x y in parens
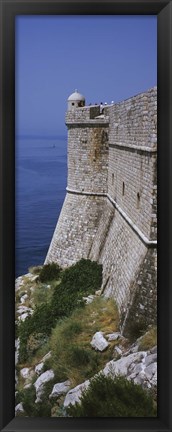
top-left (46, 193), bottom-right (106, 267)
top-left (45, 87), bottom-right (157, 331)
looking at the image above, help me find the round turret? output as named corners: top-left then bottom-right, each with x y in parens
top-left (67, 89), bottom-right (85, 111)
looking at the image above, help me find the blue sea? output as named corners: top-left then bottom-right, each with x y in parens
top-left (15, 136), bottom-right (67, 277)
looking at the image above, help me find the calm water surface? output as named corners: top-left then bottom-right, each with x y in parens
top-left (15, 136), bottom-right (67, 277)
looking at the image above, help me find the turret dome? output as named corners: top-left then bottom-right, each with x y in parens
top-left (67, 89), bottom-right (85, 110)
top-left (68, 89), bottom-right (85, 102)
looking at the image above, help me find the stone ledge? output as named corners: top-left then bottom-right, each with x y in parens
top-left (66, 187), bottom-right (157, 248)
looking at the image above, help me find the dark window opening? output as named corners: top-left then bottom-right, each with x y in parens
top-left (101, 130), bottom-right (108, 144)
top-left (72, 102), bottom-right (75, 106)
top-left (122, 182), bottom-right (125, 196)
top-left (112, 173), bottom-right (114, 185)
top-left (78, 101), bottom-right (84, 107)
top-left (137, 192), bottom-right (140, 209)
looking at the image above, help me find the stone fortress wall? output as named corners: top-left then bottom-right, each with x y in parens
top-left (45, 87), bottom-right (157, 331)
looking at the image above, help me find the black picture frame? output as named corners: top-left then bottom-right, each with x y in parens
top-left (0, 1), bottom-right (171, 431)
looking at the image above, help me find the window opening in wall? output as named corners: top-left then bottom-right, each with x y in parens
top-left (72, 102), bottom-right (74, 106)
top-left (137, 192), bottom-right (140, 209)
top-left (112, 173), bottom-right (114, 185)
top-left (78, 101), bottom-right (84, 107)
top-left (122, 182), bottom-right (125, 196)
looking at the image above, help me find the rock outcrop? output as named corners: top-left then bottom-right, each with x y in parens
top-left (49, 380), bottom-right (71, 399)
top-left (34, 370), bottom-right (55, 403)
top-left (90, 331), bottom-right (109, 352)
top-left (64, 346), bottom-right (157, 408)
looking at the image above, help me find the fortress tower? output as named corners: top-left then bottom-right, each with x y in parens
top-left (45, 90), bottom-right (110, 266)
top-left (45, 88), bottom-right (157, 332)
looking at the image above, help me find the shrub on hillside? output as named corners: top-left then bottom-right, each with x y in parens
top-left (52, 259), bottom-right (102, 316)
top-left (39, 262), bottom-right (61, 282)
top-left (67, 373), bottom-right (157, 417)
top-left (60, 259), bottom-right (102, 295)
top-left (18, 303), bottom-right (54, 362)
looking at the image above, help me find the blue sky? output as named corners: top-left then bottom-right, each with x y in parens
top-left (15, 15), bottom-right (157, 136)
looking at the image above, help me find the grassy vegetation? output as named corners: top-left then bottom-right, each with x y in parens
top-left (67, 373), bottom-right (157, 417)
top-left (17, 259), bottom-right (103, 363)
top-left (31, 283), bottom-right (56, 307)
top-left (138, 326), bottom-right (157, 351)
top-left (49, 297), bottom-right (119, 387)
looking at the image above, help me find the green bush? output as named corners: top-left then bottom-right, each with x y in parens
top-left (18, 303), bottom-right (53, 362)
top-left (67, 374), bottom-right (157, 417)
top-left (60, 258), bottom-right (102, 295)
top-left (39, 262), bottom-right (61, 282)
top-left (26, 332), bottom-right (49, 358)
top-left (52, 259), bottom-right (102, 318)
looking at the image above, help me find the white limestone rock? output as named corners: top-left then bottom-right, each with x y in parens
top-left (30, 287), bottom-right (35, 293)
top-left (34, 369), bottom-right (54, 403)
top-left (20, 367), bottom-right (31, 380)
top-left (151, 369), bottom-right (157, 386)
top-left (17, 305), bottom-right (32, 315)
top-left (15, 402), bottom-right (24, 414)
top-left (35, 362), bottom-right (44, 375)
top-left (91, 331), bottom-right (109, 352)
top-left (95, 289), bottom-right (102, 296)
top-left (64, 380), bottom-right (90, 408)
top-left (145, 353), bottom-right (157, 367)
top-left (63, 346), bottom-right (157, 410)
top-left (15, 370), bottom-right (18, 388)
top-left (15, 276), bottom-right (25, 292)
top-left (144, 362), bottom-right (157, 380)
top-left (49, 380), bottom-right (71, 398)
top-left (17, 305), bottom-right (33, 322)
top-left (103, 351), bottom-right (146, 377)
top-left (114, 346), bottom-right (123, 356)
top-left (24, 272), bottom-right (33, 279)
top-left (20, 294), bottom-right (28, 304)
top-left (83, 294), bottom-right (95, 304)
top-left (107, 332), bottom-right (121, 341)
top-left (24, 383), bottom-right (32, 390)
top-left (30, 274), bottom-right (39, 282)
top-left (15, 338), bottom-right (20, 365)
top-left (150, 345), bottom-right (157, 354)
top-left (18, 312), bottom-right (31, 322)
top-left (20, 367), bottom-right (34, 381)
top-left (41, 351), bottom-right (52, 362)
top-left (34, 352), bottom-right (52, 376)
